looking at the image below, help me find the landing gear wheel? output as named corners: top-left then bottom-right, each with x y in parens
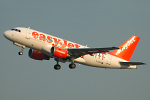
top-left (18, 52), bottom-right (23, 55)
top-left (54, 64), bottom-right (61, 70)
top-left (69, 63), bottom-right (76, 69)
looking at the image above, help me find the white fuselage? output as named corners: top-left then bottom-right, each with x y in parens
top-left (4, 27), bottom-right (137, 69)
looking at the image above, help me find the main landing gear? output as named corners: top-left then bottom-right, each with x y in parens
top-left (54, 59), bottom-right (61, 70)
top-left (54, 58), bottom-right (76, 70)
top-left (69, 63), bottom-right (76, 69)
top-left (54, 64), bottom-right (61, 70)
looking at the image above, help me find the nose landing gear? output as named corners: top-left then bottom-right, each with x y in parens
top-left (13, 42), bottom-right (25, 55)
top-left (18, 46), bottom-right (25, 55)
top-left (18, 51), bottom-right (23, 55)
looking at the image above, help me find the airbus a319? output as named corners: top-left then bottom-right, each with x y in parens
top-left (4, 27), bottom-right (145, 70)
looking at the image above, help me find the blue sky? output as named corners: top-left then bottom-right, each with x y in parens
top-left (0, 0), bottom-right (150, 100)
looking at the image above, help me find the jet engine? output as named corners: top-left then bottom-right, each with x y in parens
top-left (50, 46), bottom-right (69, 58)
top-left (28, 49), bottom-right (50, 60)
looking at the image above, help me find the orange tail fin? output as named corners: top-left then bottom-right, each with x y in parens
top-left (109, 35), bottom-right (140, 61)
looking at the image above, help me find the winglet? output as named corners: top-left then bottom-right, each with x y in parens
top-left (109, 35), bottom-right (140, 61)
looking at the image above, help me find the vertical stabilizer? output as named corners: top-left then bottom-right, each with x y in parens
top-left (109, 35), bottom-right (140, 61)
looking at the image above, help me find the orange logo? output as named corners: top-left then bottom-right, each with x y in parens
top-left (116, 36), bottom-right (135, 55)
top-left (32, 32), bottom-right (80, 48)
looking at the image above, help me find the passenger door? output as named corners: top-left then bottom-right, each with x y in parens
top-left (26, 27), bottom-right (31, 39)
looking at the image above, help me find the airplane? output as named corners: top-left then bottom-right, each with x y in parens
top-left (4, 27), bottom-right (145, 70)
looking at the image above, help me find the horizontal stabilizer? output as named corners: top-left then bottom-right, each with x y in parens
top-left (120, 62), bottom-right (146, 65)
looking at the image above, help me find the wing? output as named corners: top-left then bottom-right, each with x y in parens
top-left (68, 47), bottom-right (119, 58)
top-left (120, 62), bottom-right (146, 65)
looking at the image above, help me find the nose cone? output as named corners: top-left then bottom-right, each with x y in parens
top-left (4, 30), bottom-right (11, 39)
top-left (4, 31), bottom-right (8, 38)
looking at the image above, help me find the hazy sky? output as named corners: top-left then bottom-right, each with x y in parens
top-left (0, 0), bottom-right (150, 100)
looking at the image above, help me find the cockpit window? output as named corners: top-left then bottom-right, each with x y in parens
top-left (11, 29), bottom-right (21, 32)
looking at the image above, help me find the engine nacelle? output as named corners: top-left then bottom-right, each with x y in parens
top-left (50, 46), bottom-right (68, 58)
top-left (28, 49), bottom-right (50, 60)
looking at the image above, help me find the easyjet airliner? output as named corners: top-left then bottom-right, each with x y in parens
top-left (4, 27), bottom-right (145, 70)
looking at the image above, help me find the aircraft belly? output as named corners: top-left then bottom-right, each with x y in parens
top-left (80, 55), bottom-right (122, 69)
top-left (82, 55), bottom-right (108, 68)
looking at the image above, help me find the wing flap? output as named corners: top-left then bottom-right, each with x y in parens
top-left (68, 47), bottom-right (119, 58)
